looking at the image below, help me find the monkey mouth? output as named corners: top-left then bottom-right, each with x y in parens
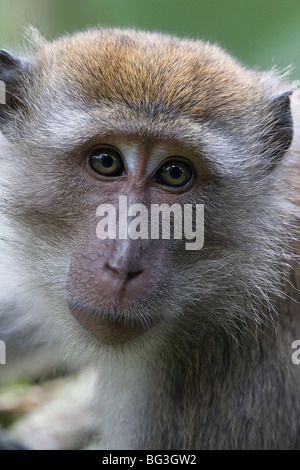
top-left (67, 300), bottom-right (159, 345)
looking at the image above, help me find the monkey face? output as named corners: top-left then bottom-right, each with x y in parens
top-left (66, 137), bottom-right (206, 344)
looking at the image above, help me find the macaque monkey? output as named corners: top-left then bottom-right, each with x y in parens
top-left (0, 27), bottom-right (299, 450)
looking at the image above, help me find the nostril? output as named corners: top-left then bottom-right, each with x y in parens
top-left (127, 269), bottom-right (143, 281)
top-left (104, 261), bottom-right (143, 281)
top-left (104, 261), bottom-right (119, 275)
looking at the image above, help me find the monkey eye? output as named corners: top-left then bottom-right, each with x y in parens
top-left (88, 148), bottom-right (125, 177)
top-left (155, 160), bottom-right (192, 187)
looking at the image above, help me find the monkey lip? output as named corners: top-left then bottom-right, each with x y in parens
top-left (67, 300), bottom-right (158, 345)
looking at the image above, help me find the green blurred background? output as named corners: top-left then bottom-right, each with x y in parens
top-left (0, 0), bottom-right (299, 78)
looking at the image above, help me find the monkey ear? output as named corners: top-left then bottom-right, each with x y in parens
top-left (0, 50), bottom-right (31, 122)
top-left (267, 90), bottom-right (293, 166)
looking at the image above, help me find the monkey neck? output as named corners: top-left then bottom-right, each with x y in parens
top-left (150, 297), bottom-right (300, 449)
top-left (97, 264), bottom-right (300, 450)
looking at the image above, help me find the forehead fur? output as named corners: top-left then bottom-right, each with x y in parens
top-left (30, 27), bottom-right (279, 120)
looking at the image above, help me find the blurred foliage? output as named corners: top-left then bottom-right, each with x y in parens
top-left (0, 0), bottom-right (299, 76)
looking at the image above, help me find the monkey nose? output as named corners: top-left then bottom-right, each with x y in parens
top-left (103, 239), bottom-right (145, 284)
top-left (104, 259), bottom-right (143, 282)
top-left (100, 259), bottom-right (146, 303)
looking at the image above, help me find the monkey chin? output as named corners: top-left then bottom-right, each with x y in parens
top-left (67, 302), bottom-right (157, 345)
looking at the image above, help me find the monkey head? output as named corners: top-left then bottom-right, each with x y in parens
top-left (0, 28), bottom-right (294, 346)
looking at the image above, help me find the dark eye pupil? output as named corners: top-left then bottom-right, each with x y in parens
top-left (169, 167), bottom-right (182, 179)
top-left (88, 147), bottom-right (124, 177)
top-left (101, 155), bottom-right (114, 168)
top-left (155, 160), bottom-right (192, 188)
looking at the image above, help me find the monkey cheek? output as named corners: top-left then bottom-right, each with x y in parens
top-left (68, 302), bottom-right (154, 345)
